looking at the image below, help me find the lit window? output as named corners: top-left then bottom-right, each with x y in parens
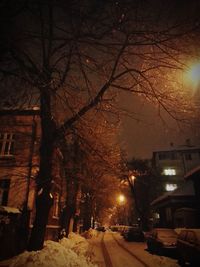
top-left (163, 168), bottom-right (176, 175)
top-left (0, 133), bottom-right (15, 156)
top-left (165, 183), bottom-right (178, 192)
top-left (154, 213), bottom-right (160, 219)
top-left (52, 193), bottom-right (59, 218)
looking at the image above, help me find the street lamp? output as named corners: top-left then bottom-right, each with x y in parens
top-left (117, 194), bottom-right (127, 225)
top-left (130, 175), bottom-right (136, 186)
top-left (185, 61), bottom-right (200, 90)
top-left (118, 194), bottom-right (126, 204)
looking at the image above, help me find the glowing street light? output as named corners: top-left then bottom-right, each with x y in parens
top-left (185, 61), bottom-right (200, 89)
top-left (117, 194), bottom-right (126, 204)
top-left (130, 175), bottom-right (136, 183)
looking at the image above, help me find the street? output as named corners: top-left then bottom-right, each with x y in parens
top-left (88, 231), bottom-right (180, 267)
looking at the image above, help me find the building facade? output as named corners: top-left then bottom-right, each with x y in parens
top-left (152, 144), bottom-right (200, 194)
top-left (151, 143), bottom-right (200, 228)
top-left (0, 109), bottom-right (65, 252)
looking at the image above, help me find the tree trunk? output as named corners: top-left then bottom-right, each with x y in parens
top-left (28, 88), bottom-right (55, 251)
top-left (82, 195), bottom-right (92, 231)
top-left (28, 190), bottom-right (53, 250)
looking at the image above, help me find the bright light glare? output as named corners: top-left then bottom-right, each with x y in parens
top-left (131, 175), bottom-right (136, 181)
top-left (165, 183), bottom-right (178, 192)
top-left (186, 62), bottom-right (200, 88)
top-left (163, 168), bottom-right (176, 176)
top-left (118, 194), bottom-right (125, 204)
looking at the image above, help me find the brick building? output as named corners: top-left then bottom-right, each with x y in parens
top-left (0, 109), bottom-right (65, 248)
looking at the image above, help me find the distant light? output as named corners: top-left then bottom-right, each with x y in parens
top-left (33, 106), bottom-right (40, 110)
top-left (118, 194), bottom-right (125, 204)
top-left (154, 213), bottom-right (160, 219)
top-left (130, 175), bottom-right (136, 181)
top-left (165, 183), bottom-right (178, 191)
top-left (163, 168), bottom-right (176, 176)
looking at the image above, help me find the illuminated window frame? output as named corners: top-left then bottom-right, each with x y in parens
top-left (165, 183), bottom-right (178, 192)
top-left (163, 168), bottom-right (176, 176)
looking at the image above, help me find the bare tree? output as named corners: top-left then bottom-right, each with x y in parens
top-left (124, 158), bottom-right (161, 230)
top-left (74, 113), bottom-right (121, 231)
top-left (0, 0), bottom-right (199, 250)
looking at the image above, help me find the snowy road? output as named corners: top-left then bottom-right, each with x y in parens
top-left (88, 231), bottom-right (180, 267)
top-left (103, 232), bottom-right (146, 267)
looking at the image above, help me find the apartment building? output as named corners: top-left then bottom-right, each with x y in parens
top-left (152, 141), bottom-right (200, 193)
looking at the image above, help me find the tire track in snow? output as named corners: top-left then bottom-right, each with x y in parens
top-left (101, 232), bottom-right (114, 267)
top-left (111, 233), bottom-right (150, 267)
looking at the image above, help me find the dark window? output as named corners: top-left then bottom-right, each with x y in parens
top-left (185, 153), bottom-right (192, 160)
top-left (158, 152), bottom-right (177, 160)
top-left (0, 133), bottom-right (15, 156)
top-left (158, 153), bottom-right (168, 160)
top-left (170, 153), bottom-right (177, 160)
top-left (0, 179), bottom-right (10, 205)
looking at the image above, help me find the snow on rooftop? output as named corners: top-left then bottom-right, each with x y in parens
top-left (0, 206), bottom-right (21, 214)
top-left (151, 180), bottom-right (195, 206)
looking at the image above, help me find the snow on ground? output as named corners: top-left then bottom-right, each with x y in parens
top-left (81, 228), bottom-right (99, 239)
top-left (116, 233), bottom-right (179, 267)
top-left (88, 231), bottom-right (180, 267)
top-left (0, 232), bottom-right (97, 267)
top-left (0, 230), bottom-right (181, 267)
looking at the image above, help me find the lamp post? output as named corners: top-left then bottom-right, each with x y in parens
top-left (117, 194), bottom-right (127, 225)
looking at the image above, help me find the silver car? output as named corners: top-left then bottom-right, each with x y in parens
top-left (146, 228), bottom-right (177, 255)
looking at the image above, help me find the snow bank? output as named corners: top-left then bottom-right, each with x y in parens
top-left (60, 232), bottom-right (89, 256)
top-left (149, 255), bottom-right (179, 267)
top-left (8, 234), bottom-right (97, 267)
top-left (81, 229), bottom-right (98, 239)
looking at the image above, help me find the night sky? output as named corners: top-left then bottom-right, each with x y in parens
top-left (116, 0), bottom-right (200, 160)
top-left (119, 93), bottom-right (200, 160)
top-left (1, 0), bottom-right (200, 160)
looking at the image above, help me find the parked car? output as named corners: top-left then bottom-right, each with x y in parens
top-left (96, 226), bottom-right (106, 232)
top-left (146, 228), bottom-right (177, 255)
top-left (123, 227), bottom-right (144, 242)
top-left (177, 228), bottom-right (200, 266)
top-left (120, 226), bottom-right (132, 236)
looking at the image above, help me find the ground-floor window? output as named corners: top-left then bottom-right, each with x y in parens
top-left (0, 179), bottom-right (10, 205)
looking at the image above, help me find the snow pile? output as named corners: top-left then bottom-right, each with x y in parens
top-left (60, 232), bottom-right (89, 256)
top-left (81, 229), bottom-right (98, 239)
top-left (8, 235), bottom-right (97, 267)
top-left (174, 228), bottom-right (186, 234)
